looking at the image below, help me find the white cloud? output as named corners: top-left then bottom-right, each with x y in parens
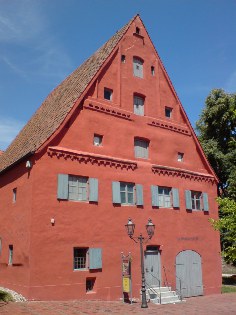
top-left (0, 0), bottom-right (72, 81)
top-left (0, 118), bottom-right (24, 150)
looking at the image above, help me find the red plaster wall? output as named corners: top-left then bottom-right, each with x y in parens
top-left (0, 16), bottom-right (221, 301)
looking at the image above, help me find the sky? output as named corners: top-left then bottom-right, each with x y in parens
top-left (0, 0), bottom-right (236, 150)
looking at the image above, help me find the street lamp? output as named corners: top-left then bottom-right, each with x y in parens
top-left (125, 218), bottom-right (155, 308)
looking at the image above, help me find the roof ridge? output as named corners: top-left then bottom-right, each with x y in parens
top-left (0, 16), bottom-right (135, 173)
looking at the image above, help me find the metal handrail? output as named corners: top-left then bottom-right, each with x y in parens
top-left (145, 279), bottom-right (162, 304)
top-left (162, 265), bottom-right (183, 301)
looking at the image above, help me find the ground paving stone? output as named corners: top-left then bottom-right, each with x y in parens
top-left (0, 294), bottom-right (235, 314)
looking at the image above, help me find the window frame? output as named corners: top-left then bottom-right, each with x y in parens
top-left (73, 247), bottom-right (89, 270)
top-left (68, 175), bottom-right (88, 202)
top-left (8, 245), bottom-right (13, 266)
top-left (13, 188), bottom-right (17, 203)
top-left (177, 152), bottom-right (184, 162)
top-left (120, 182), bottom-right (135, 205)
top-left (165, 107), bottom-right (172, 118)
top-left (93, 134), bottom-right (103, 146)
top-left (134, 138), bottom-right (149, 159)
top-left (133, 57), bottom-right (143, 78)
top-left (134, 94), bottom-right (145, 116)
top-left (104, 88), bottom-right (113, 101)
top-left (158, 186), bottom-right (172, 208)
top-left (191, 191), bottom-right (202, 210)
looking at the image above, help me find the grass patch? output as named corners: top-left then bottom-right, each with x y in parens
top-left (0, 290), bottom-right (14, 302)
top-left (222, 285), bottom-right (236, 293)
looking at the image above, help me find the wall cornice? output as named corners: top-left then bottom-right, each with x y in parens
top-left (84, 98), bottom-right (133, 121)
top-left (147, 118), bottom-right (191, 136)
top-left (47, 147), bottom-right (137, 170)
top-left (152, 164), bottom-right (215, 183)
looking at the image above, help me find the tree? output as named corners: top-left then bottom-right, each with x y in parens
top-left (196, 89), bottom-right (236, 199)
top-left (196, 89), bottom-right (236, 264)
top-left (210, 198), bottom-right (236, 264)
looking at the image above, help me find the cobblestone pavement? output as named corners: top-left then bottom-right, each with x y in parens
top-left (0, 294), bottom-right (235, 315)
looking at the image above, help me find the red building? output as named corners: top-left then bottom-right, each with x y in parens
top-left (0, 15), bottom-right (221, 302)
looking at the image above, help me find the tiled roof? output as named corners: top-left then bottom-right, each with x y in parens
top-left (0, 18), bottom-right (134, 173)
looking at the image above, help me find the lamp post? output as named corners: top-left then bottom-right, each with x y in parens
top-left (125, 218), bottom-right (155, 308)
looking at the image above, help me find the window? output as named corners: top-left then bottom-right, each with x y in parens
top-left (136, 27), bottom-right (140, 35)
top-left (185, 190), bottom-right (209, 212)
top-left (133, 57), bottom-right (143, 78)
top-left (0, 238), bottom-right (2, 255)
top-left (74, 247), bottom-right (88, 269)
top-left (134, 138), bottom-right (149, 159)
top-left (177, 152), bottom-right (184, 162)
top-left (112, 182), bottom-right (143, 206)
top-left (151, 186), bottom-right (179, 208)
top-left (121, 55), bottom-right (126, 63)
top-left (13, 188), bottom-right (17, 203)
top-left (69, 176), bottom-right (88, 201)
top-left (73, 247), bottom-right (102, 270)
top-left (8, 245), bottom-right (13, 265)
top-left (57, 174), bottom-right (98, 202)
top-left (165, 107), bottom-right (172, 118)
top-left (104, 88), bottom-right (112, 101)
top-left (120, 182), bottom-right (135, 205)
top-left (94, 134), bottom-right (103, 146)
top-left (134, 95), bottom-right (144, 116)
top-left (158, 187), bottom-right (171, 208)
top-left (86, 278), bottom-right (96, 292)
top-left (151, 66), bottom-right (155, 76)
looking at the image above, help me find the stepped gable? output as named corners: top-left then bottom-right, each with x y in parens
top-left (0, 17), bottom-right (134, 173)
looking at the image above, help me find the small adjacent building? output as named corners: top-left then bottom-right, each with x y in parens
top-left (0, 15), bottom-right (221, 301)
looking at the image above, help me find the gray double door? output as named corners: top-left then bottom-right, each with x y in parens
top-left (144, 250), bottom-right (161, 287)
top-left (176, 250), bottom-right (203, 298)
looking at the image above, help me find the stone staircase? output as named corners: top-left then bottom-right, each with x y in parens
top-left (146, 286), bottom-right (183, 305)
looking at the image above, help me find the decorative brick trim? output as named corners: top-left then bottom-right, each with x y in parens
top-left (148, 118), bottom-right (191, 136)
top-left (84, 100), bottom-right (132, 121)
top-left (47, 147), bottom-right (137, 170)
top-left (152, 165), bottom-right (215, 183)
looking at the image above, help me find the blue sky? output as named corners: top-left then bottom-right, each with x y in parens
top-left (0, 0), bottom-right (235, 150)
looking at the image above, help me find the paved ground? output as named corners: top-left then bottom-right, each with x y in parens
top-left (0, 294), bottom-right (235, 315)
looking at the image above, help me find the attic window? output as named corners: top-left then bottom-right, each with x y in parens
top-left (136, 27), bottom-right (140, 35)
top-left (104, 88), bottom-right (113, 101)
top-left (121, 55), bottom-right (126, 63)
top-left (94, 134), bottom-right (103, 146)
top-left (151, 66), bottom-right (155, 76)
top-left (165, 107), bottom-right (172, 118)
top-left (177, 152), bottom-right (184, 162)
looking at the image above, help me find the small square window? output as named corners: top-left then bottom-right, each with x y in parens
top-left (94, 134), bottom-right (103, 146)
top-left (177, 152), bottom-right (184, 162)
top-left (121, 55), bottom-right (126, 63)
top-left (165, 107), bottom-right (172, 118)
top-left (104, 88), bottom-right (112, 101)
top-left (151, 66), bottom-right (155, 76)
top-left (13, 188), bottom-right (17, 203)
top-left (86, 278), bottom-right (96, 292)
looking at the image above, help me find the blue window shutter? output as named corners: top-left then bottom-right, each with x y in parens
top-left (89, 248), bottom-right (102, 269)
top-left (136, 184), bottom-right (143, 206)
top-left (203, 193), bottom-right (209, 212)
top-left (151, 185), bottom-right (159, 207)
top-left (57, 174), bottom-right (69, 200)
top-left (112, 181), bottom-right (121, 204)
top-left (172, 188), bottom-right (180, 208)
top-left (185, 190), bottom-right (192, 210)
top-left (89, 178), bottom-right (98, 202)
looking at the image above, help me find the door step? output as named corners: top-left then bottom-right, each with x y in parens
top-left (145, 286), bottom-right (183, 305)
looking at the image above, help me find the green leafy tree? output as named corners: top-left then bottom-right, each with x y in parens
top-left (196, 89), bottom-right (236, 199)
top-left (210, 198), bottom-right (236, 264)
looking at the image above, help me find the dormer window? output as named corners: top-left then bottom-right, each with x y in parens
top-left (104, 88), bottom-right (112, 101)
top-left (165, 107), bottom-right (172, 118)
top-left (133, 57), bottom-right (143, 78)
